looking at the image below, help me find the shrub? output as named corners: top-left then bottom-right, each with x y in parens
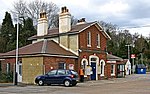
top-left (0, 71), bottom-right (13, 83)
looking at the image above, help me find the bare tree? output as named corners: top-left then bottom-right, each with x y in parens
top-left (11, 0), bottom-right (59, 28)
top-left (11, 0), bottom-right (27, 22)
top-left (26, 0), bottom-right (59, 28)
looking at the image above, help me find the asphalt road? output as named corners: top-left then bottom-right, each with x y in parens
top-left (0, 73), bottom-right (150, 94)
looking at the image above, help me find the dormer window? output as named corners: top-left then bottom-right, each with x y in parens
top-left (96, 34), bottom-right (100, 48)
top-left (87, 31), bottom-right (91, 47)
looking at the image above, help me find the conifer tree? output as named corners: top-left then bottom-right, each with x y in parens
top-left (0, 12), bottom-right (15, 52)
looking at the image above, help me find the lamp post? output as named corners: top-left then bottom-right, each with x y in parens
top-left (14, 15), bottom-right (19, 85)
top-left (125, 44), bottom-right (132, 60)
top-left (125, 44), bottom-right (135, 74)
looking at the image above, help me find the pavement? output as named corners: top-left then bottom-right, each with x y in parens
top-left (0, 72), bottom-right (150, 87)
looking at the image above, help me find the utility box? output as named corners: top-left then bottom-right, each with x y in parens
top-left (136, 64), bottom-right (146, 74)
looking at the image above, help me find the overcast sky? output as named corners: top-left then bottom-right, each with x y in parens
top-left (0, 0), bottom-right (150, 37)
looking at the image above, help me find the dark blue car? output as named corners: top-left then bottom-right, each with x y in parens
top-left (35, 69), bottom-right (79, 87)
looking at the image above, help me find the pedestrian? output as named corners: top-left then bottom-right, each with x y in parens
top-left (79, 69), bottom-right (84, 82)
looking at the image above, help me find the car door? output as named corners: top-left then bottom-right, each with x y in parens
top-left (56, 70), bottom-right (66, 84)
top-left (45, 70), bottom-right (57, 84)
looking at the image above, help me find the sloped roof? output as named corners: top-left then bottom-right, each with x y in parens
top-left (28, 21), bottom-right (111, 40)
top-left (0, 40), bottom-right (77, 58)
top-left (107, 54), bottom-right (123, 61)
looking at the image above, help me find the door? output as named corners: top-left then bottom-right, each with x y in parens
top-left (17, 63), bottom-right (22, 82)
top-left (91, 63), bottom-right (96, 80)
top-left (117, 64), bottom-right (125, 78)
top-left (45, 70), bottom-right (57, 84)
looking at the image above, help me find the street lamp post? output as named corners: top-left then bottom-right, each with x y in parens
top-left (14, 15), bottom-right (19, 85)
top-left (125, 44), bottom-right (135, 74)
top-left (125, 44), bottom-right (132, 60)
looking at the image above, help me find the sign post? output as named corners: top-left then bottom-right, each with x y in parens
top-left (131, 54), bottom-right (135, 74)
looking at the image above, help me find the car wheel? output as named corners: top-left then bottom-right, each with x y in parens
top-left (38, 80), bottom-right (44, 86)
top-left (64, 80), bottom-right (71, 87)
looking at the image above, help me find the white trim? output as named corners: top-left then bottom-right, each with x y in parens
top-left (100, 59), bottom-right (105, 76)
top-left (6, 63), bottom-right (10, 73)
top-left (87, 31), bottom-right (91, 47)
top-left (16, 63), bottom-right (22, 82)
top-left (3, 54), bottom-right (78, 58)
top-left (107, 61), bottom-right (116, 63)
top-left (78, 21), bottom-right (111, 40)
top-left (111, 64), bottom-right (115, 76)
top-left (81, 58), bottom-right (88, 77)
top-left (95, 22), bottom-right (111, 40)
top-left (96, 34), bottom-right (100, 47)
top-left (79, 22), bottom-right (97, 33)
top-left (89, 55), bottom-right (99, 80)
top-left (81, 58), bottom-right (88, 65)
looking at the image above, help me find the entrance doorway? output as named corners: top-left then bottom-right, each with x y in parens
top-left (89, 55), bottom-right (99, 80)
top-left (16, 62), bottom-right (22, 82)
top-left (117, 64), bottom-right (125, 78)
top-left (91, 63), bottom-right (96, 80)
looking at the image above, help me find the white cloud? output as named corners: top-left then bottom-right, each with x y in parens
top-left (99, 0), bottom-right (129, 17)
top-left (129, 27), bottom-right (150, 37)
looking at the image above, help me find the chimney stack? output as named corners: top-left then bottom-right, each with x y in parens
top-left (37, 10), bottom-right (48, 36)
top-left (59, 6), bottom-right (71, 33)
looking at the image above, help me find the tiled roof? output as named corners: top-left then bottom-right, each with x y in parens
top-left (0, 40), bottom-right (77, 58)
top-left (28, 22), bottom-right (110, 40)
top-left (107, 54), bottom-right (123, 61)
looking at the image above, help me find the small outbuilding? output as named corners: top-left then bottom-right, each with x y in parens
top-left (124, 59), bottom-right (131, 75)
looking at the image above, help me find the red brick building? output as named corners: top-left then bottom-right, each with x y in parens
top-left (0, 6), bottom-right (122, 84)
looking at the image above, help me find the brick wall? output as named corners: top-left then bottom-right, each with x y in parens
top-left (79, 25), bottom-right (107, 51)
top-left (22, 57), bottom-right (44, 84)
top-left (1, 58), bottom-right (16, 73)
top-left (43, 56), bottom-right (77, 73)
top-left (77, 24), bottom-right (109, 79)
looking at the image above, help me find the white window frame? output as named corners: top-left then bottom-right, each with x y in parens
top-left (81, 58), bottom-right (88, 77)
top-left (111, 64), bottom-right (115, 76)
top-left (87, 31), bottom-right (91, 47)
top-left (89, 55), bottom-right (99, 80)
top-left (96, 34), bottom-right (100, 48)
top-left (6, 63), bottom-right (10, 73)
top-left (58, 62), bottom-right (66, 69)
top-left (100, 60), bottom-right (105, 76)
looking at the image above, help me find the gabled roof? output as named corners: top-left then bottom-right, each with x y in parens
top-left (28, 21), bottom-right (111, 40)
top-left (0, 40), bottom-right (77, 58)
top-left (107, 54), bottom-right (123, 61)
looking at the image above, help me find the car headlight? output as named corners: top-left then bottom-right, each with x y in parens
top-left (36, 76), bottom-right (41, 79)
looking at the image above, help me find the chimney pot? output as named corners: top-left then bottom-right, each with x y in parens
top-left (77, 18), bottom-right (86, 25)
top-left (61, 6), bottom-right (69, 13)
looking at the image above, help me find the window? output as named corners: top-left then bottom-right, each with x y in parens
top-left (87, 31), bottom-right (91, 46)
top-left (111, 64), bottom-right (115, 76)
top-left (91, 58), bottom-right (97, 61)
top-left (96, 34), bottom-right (100, 48)
top-left (19, 65), bottom-right (22, 76)
top-left (47, 70), bottom-right (57, 75)
top-left (57, 70), bottom-right (66, 75)
top-left (58, 62), bottom-right (66, 69)
top-left (6, 63), bottom-right (10, 73)
top-left (81, 59), bottom-right (88, 76)
top-left (100, 60), bottom-right (105, 76)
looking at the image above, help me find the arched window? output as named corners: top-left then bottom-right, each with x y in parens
top-left (100, 60), bottom-right (105, 76)
top-left (81, 59), bottom-right (88, 76)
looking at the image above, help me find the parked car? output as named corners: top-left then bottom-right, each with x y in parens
top-left (35, 69), bottom-right (79, 87)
